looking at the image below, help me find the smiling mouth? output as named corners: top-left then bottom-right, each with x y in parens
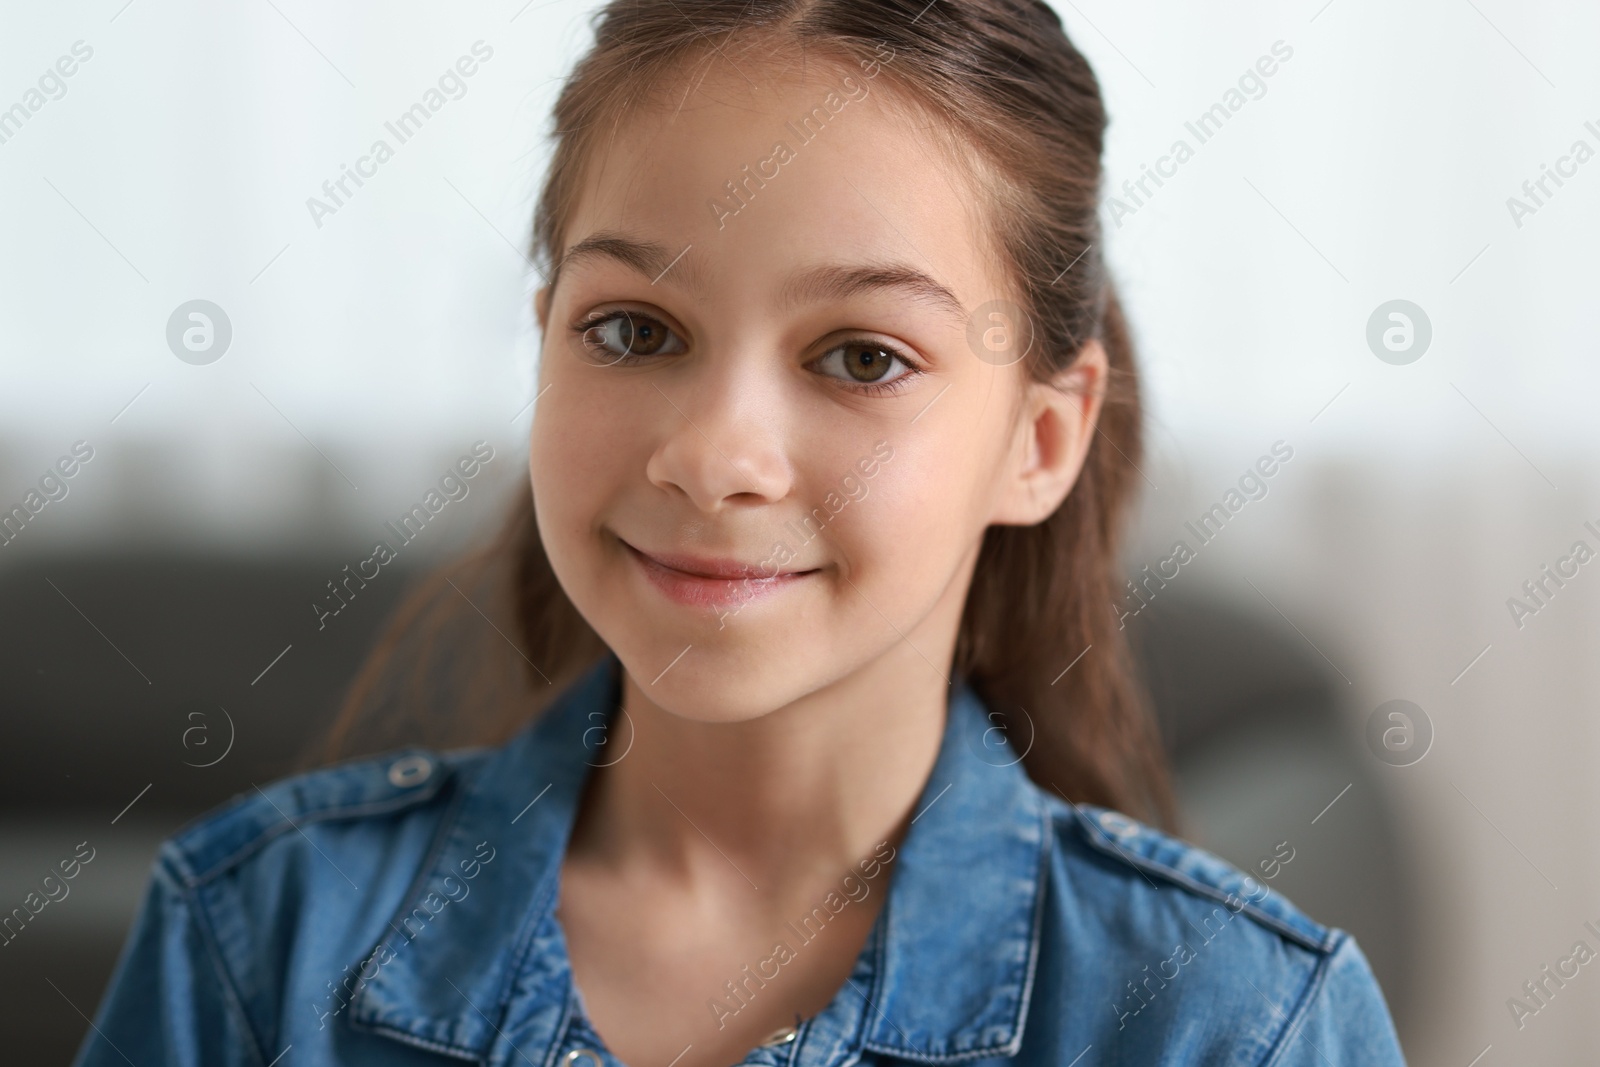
top-left (620, 539), bottom-right (819, 609)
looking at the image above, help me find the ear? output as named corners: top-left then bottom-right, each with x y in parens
top-left (534, 285), bottom-right (552, 332)
top-left (988, 338), bottom-right (1109, 527)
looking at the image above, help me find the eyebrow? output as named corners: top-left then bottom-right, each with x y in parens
top-left (550, 231), bottom-right (970, 328)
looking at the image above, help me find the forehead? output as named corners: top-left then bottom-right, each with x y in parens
top-left (555, 50), bottom-right (1016, 312)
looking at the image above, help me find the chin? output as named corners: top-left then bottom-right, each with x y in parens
top-left (572, 565), bottom-right (835, 721)
top-left (616, 647), bottom-right (804, 723)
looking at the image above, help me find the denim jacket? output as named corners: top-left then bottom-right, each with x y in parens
top-left (75, 653), bottom-right (1407, 1066)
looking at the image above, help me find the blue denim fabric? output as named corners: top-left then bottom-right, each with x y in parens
top-left (75, 652), bottom-right (1407, 1066)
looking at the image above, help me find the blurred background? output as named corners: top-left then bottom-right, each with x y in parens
top-left (2, 0), bottom-right (1597, 1061)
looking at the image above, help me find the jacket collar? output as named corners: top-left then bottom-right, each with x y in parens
top-left (349, 652), bottom-right (1050, 1066)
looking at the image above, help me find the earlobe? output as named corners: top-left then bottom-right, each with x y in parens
top-left (990, 340), bottom-right (1109, 527)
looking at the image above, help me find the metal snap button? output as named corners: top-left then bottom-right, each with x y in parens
top-left (1098, 811), bottom-right (1140, 840)
top-left (564, 1050), bottom-right (604, 1067)
top-left (387, 754), bottom-right (433, 788)
top-left (761, 1025), bottom-right (798, 1045)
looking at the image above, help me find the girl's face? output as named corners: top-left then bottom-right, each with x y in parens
top-left (529, 54), bottom-right (1102, 722)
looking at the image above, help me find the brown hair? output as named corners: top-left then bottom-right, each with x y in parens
top-left (317, 0), bottom-right (1175, 827)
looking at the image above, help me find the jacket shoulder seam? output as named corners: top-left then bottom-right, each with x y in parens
top-left (156, 847), bottom-right (274, 1067)
top-left (346, 766), bottom-right (484, 1037)
top-left (171, 747), bottom-right (486, 889)
top-left (1256, 929), bottom-right (1346, 1067)
top-left (1053, 798), bottom-right (1335, 955)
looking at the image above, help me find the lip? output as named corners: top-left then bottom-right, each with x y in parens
top-left (621, 540), bottom-right (818, 610)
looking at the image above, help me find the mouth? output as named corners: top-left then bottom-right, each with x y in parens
top-left (620, 539), bottom-right (819, 610)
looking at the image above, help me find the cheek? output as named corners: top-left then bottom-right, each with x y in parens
top-left (528, 370), bottom-right (637, 572)
top-left (815, 430), bottom-right (976, 617)
top-left (529, 408), bottom-right (640, 662)
top-left (529, 413), bottom-right (593, 537)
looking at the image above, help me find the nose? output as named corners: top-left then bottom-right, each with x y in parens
top-left (644, 365), bottom-right (792, 513)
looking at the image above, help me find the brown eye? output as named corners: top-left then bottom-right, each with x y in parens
top-left (578, 311), bottom-right (684, 361)
top-left (814, 339), bottom-right (917, 391)
top-left (841, 344), bottom-right (895, 381)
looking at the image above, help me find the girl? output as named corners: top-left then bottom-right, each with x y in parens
top-left (76, 0), bottom-right (1406, 1064)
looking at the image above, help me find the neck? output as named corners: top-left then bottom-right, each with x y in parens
top-left (569, 639), bottom-right (953, 900)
